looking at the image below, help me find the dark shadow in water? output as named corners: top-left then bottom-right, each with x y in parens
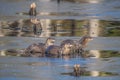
top-left (83, 50), bottom-right (120, 58)
top-left (100, 50), bottom-right (120, 58)
top-left (0, 49), bottom-right (84, 59)
top-left (0, 49), bottom-right (120, 59)
top-left (61, 70), bottom-right (119, 77)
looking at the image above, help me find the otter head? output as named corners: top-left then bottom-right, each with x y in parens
top-left (61, 43), bottom-right (73, 55)
top-left (30, 2), bottom-right (36, 9)
top-left (79, 36), bottom-right (93, 48)
top-left (64, 43), bottom-right (73, 49)
top-left (74, 64), bottom-right (81, 72)
top-left (45, 37), bottom-right (55, 48)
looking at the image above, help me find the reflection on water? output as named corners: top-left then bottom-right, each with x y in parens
top-left (61, 70), bottom-right (119, 77)
top-left (0, 49), bottom-right (120, 58)
top-left (0, 19), bottom-right (120, 37)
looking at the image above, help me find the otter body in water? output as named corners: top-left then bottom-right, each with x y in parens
top-left (5, 36), bottom-right (92, 57)
top-left (61, 36), bottom-right (93, 53)
top-left (45, 43), bottom-right (72, 57)
top-left (24, 37), bottom-right (55, 57)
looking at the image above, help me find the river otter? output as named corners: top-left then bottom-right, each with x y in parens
top-left (61, 39), bottom-right (76, 53)
top-left (72, 64), bottom-right (85, 76)
top-left (24, 37), bottom-right (55, 57)
top-left (29, 2), bottom-right (37, 16)
top-left (45, 43), bottom-right (73, 57)
top-left (76, 36), bottom-right (93, 53)
top-left (61, 64), bottom-right (85, 77)
top-left (78, 36), bottom-right (93, 48)
top-left (61, 36), bottom-right (93, 53)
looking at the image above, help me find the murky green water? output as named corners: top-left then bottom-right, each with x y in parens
top-left (0, 0), bottom-right (120, 80)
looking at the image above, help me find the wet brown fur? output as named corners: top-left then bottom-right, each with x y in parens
top-left (61, 36), bottom-right (93, 53)
top-left (24, 37), bottom-right (55, 57)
